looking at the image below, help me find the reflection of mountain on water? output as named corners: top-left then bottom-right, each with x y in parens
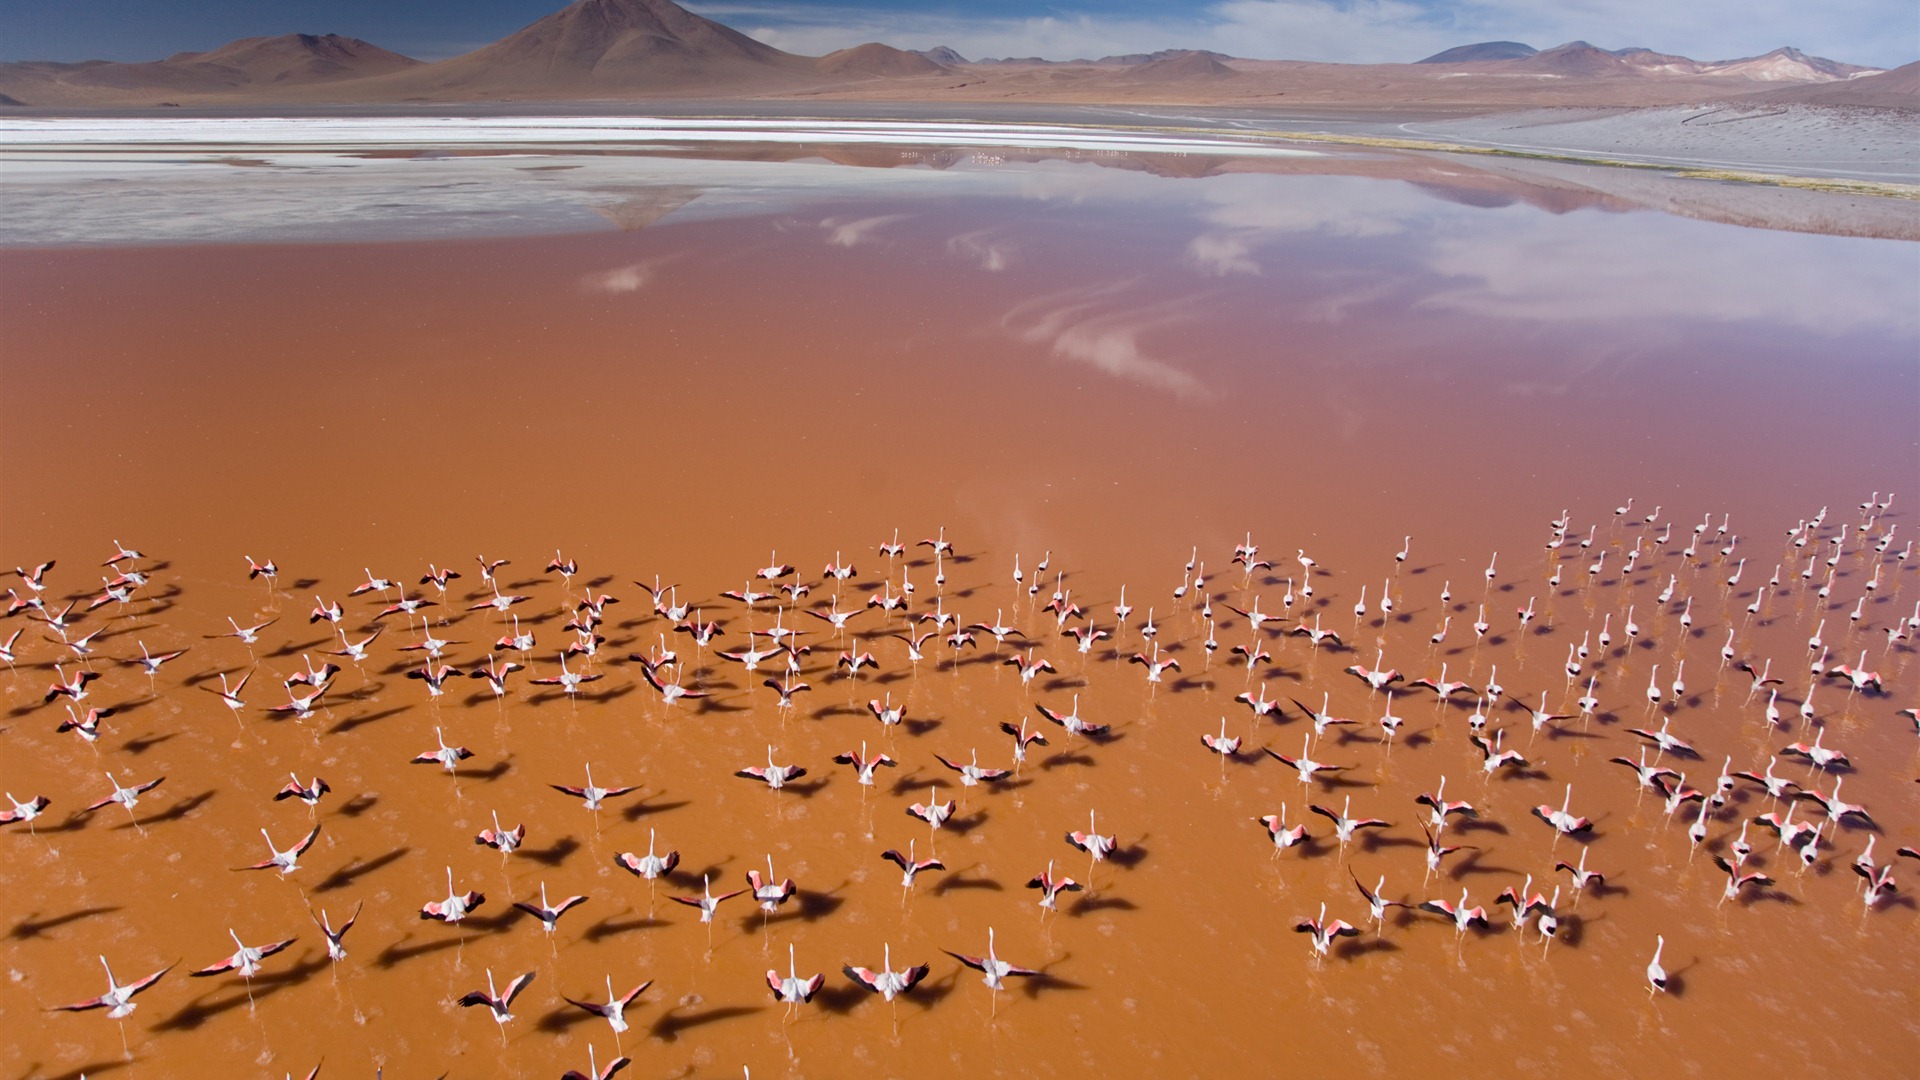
top-left (590, 185), bottom-right (703, 229)
top-left (1407, 179), bottom-right (1634, 215)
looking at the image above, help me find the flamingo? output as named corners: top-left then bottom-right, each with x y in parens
top-left (1037, 695), bottom-right (1109, 739)
top-left (907, 788), bottom-right (955, 831)
top-left (1265, 733), bottom-right (1348, 785)
top-left (551, 764), bottom-right (640, 810)
top-left (846, 943), bottom-right (930, 1012)
top-left (766, 944), bottom-right (825, 1017)
top-left (410, 727), bottom-right (473, 773)
top-left (1530, 784), bottom-right (1592, 838)
top-left (736, 746), bottom-right (806, 790)
top-left (475, 812), bottom-right (526, 855)
top-left (0, 792), bottom-right (52, 831)
top-left (1418, 888), bottom-right (1489, 938)
top-left (456, 968), bottom-right (535, 1043)
top-left (944, 927), bottom-right (1041, 1015)
top-left (313, 902), bottom-right (361, 962)
top-left (514, 881), bottom-right (589, 936)
top-left (561, 1046), bottom-right (631, 1080)
top-left (1309, 796), bottom-right (1391, 849)
top-left (420, 866), bottom-right (485, 923)
top-left (1256, 806), bottom-right (1310, 853)
top-left (669, 874), bottom-right (745, 928)
top-left (191, 928), bottom-right (297, 981)
top-left (1416, 777), bottom-right (1477, 831)
top-left (561, 975), bottom-right (652, 1045)
top-left (881, 840), bottom-right (945, 895)
top-left (238, 824), bottom-right (322, 874)
top-left (1000, 719), bottom-right (1049, 769)
top-left (1294, 902), bottom-right (1361, 956)
top-left (833, 742), bottom-right (898, 787)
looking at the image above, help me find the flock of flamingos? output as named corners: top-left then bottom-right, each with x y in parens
top-left (5, 492), bottom-right (1915, 1078)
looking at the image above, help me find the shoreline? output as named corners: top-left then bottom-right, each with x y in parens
top-left (4, 99), bottom-right (1915, 187)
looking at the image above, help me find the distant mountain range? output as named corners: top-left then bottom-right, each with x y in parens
top-left (0, 0), bottom-right (1907, 109)
top-left (1417, 40), bottom-right (1881, 82)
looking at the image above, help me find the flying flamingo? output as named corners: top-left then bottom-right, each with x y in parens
top-left (420, 866), bottom-right (485, 923)
top-left (561, 975), bottom-right (653, 1051)
top-left (766, 944), bottom-right (825, 1019)
top-left (846, 943), bottom-right (930, 1031)
top-left (1295, 902), bottom-right (1361, 957)
top-left (456, 968), bottom-right (535, 1044)
top-left (944, 927), bottom-right (1041, 1017)
top-left (50, 955), bottom-right (174, 1054)
top-left (238, 824), bottom-right (321, 875)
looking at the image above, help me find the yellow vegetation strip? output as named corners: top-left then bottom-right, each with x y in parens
top-left (1180, 127), bottom-right (1920, 201)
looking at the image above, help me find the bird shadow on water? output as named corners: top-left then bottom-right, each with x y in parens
top-left (1446, 849), bottom-right (1519, 880)
top-left (119, 731), bottom-right (177, 755)
top-left (9, 905), bottom-right (120, 941)
top-left (21, 1060), bottom-right (131, 1080)
top-left (151, 953), bottom-right (328, 1032)
top-left (582, 912), bottom-right (664, 942)
top-left (1020, 968), bottom-right (1087, 1000)
top-left (328, 706), bottom-right (406, 735)
top-left (266, 637), bottom-right (331, 659)
top-left (648, 1003), bottom-right (765, 1043)
top-left (314, 846), bottom-right (410, 892)
top-left (943, 810), bottom-right (990, 836)
top-left (1067, 894), bottom-right (1137, 916)
top-left (931, 866), bottom-right (1004, 895)
top-left (519, 836), bottom-right (580, 867)
top-left (117, 790), bottom-right (215, 830)
top-left (535, 1003), bottom-right (598, 1034)
top-left (374, 928), bottom-right (505, 970)
top-left (811, 981), bottom-right (869, 1016)
top-left (778, 887), bottom-right (847, 926)
top-left (621, 795), bottom-right (692, 822)
top-left (1333, 936), bottom-right (1400, 961)
top-left (453, 761), bottom-right (512, 783)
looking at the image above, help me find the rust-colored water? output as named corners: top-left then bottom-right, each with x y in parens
top-left (1, 159), bottom-right (1916, 1080)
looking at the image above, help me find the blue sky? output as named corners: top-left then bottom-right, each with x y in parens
top-left (3, 0), bottom-right (1912, 68)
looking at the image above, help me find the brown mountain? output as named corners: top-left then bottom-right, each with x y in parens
top-left (1508, 41), bottom-right (1640, 76)
top-left (1115, 51), bottom-right (1239, 83)
top-left (0, 33), bottom-right (416, 104)
top-left (364, 0), bottom-right (813, 97)
top-left (0, 0), bottom-right (1900, 109)
top-left (1746, 60), bottom-right (1920, 107)
top-left (1416, 41), bottom-right (1538, 64)
top-left (818, 43), bottom-right (950, 79)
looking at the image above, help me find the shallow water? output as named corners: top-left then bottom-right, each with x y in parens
top-left (1, 126), bottom-right (1916, 1079)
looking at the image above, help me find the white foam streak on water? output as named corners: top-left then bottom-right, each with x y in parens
top-left (0, 116), bottom-right (1321, 157)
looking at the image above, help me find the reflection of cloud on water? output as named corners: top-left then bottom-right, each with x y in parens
top-left (1417, 212), bottom-right (1920, 337)
top-left (1185, 231), bottom-right (1260, 276)
top-left (821, 213), bottom-right (911, 247)
top-left (947, 229), bottom-right (1014, 272)
top-left (1000, 282), bottom-right (1209, 400)
top-left (1194, 174), bottom-right (1430, 238)
top-left (580, 256), bottom-right (672, 295)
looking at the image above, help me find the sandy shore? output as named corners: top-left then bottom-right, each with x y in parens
top-left (6, 100), bottom-right (1916, 187)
